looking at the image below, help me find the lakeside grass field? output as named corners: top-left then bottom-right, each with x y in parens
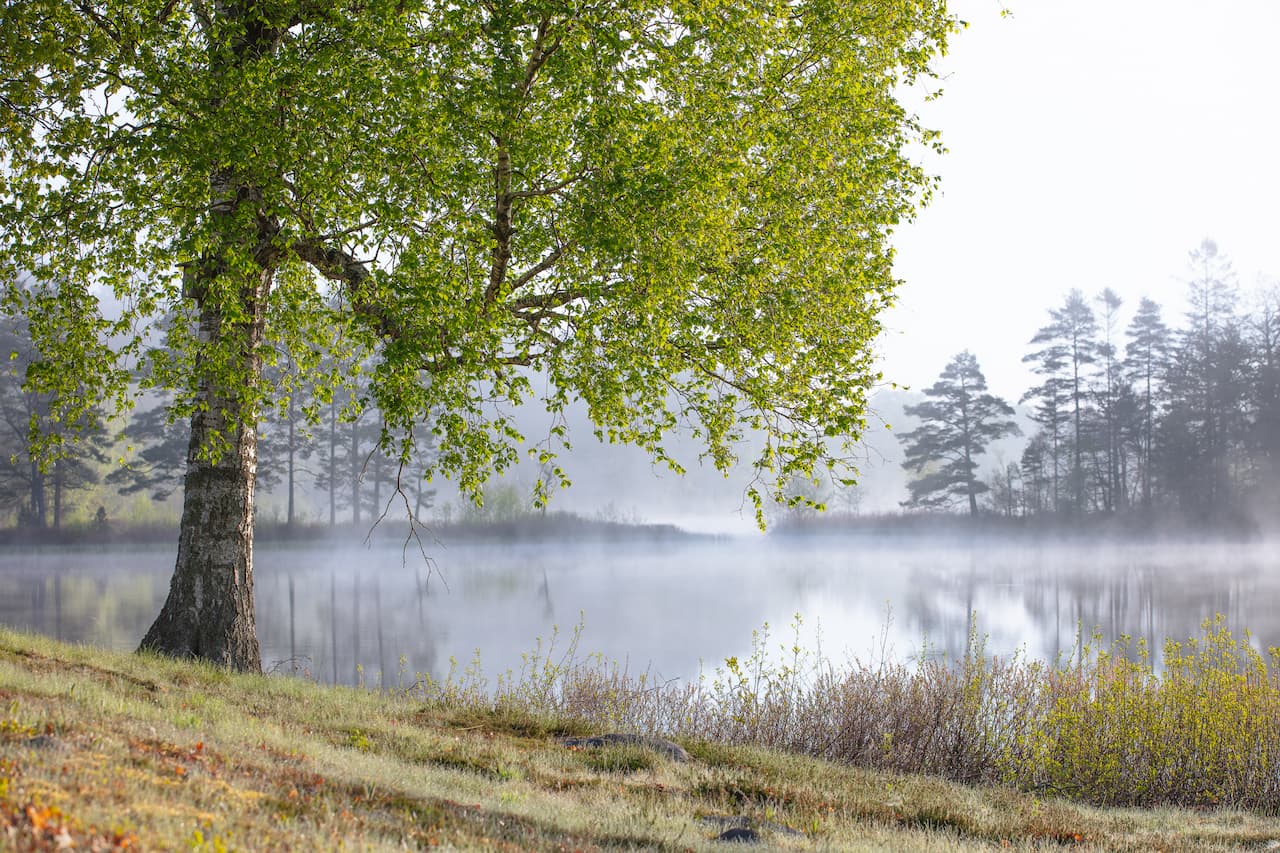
top-left (4, 627), bottom-right (1280, 850)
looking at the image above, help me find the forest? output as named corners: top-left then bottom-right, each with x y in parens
top-left (1, 239), bottom-right (1274, 537)
top-left (0, 306), bottom-right (443, 533)
top-left (896, 238), bottom-right (1280, 529)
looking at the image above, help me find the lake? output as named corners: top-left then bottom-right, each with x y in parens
top-left (2, 536), bottom-right (1277, 687)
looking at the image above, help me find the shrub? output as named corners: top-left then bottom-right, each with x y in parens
top-left (405, 614), bottom-right (1280, 811)
top-left (1013, 616), bottom-right (1280, 808)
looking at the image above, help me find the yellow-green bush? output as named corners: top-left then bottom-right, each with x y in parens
top-left (407, 614), bottom-right (1280, 811)
top-left (1013, 616), bottom-right (1280, 809)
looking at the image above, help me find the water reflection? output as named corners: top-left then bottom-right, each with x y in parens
top-left (1, 539), bottom-right (1277, 686)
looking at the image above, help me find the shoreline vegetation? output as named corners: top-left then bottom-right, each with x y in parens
top-left (0, 512), bottom-right (708, 549)
top-left (769, 510), bottom-right (1270, 543)
top-left (5, 619), bottom-right (1280, 849)
top-left (0, 507), bottom-right (1273, 549)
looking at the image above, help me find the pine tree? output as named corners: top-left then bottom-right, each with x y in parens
top-left (107, 399), bottom-right (189, 504)
top-left (258, 354), bottom-right (318, 527)
top-left (1093, 288), bottom-right (1127, 512)
top-left (898, 352), bottom-right (1020, 515)
top-left (1123, 297), bottom-right (1171, 510)
top-left (1249, 284), bottom-right (1280, 489)
top-left (1023, 290), bottom-right (1098, 513)
top-left (0, 308), bottom-right (113, 529)
top-left (1165, 239), bottom-right (1242, 515)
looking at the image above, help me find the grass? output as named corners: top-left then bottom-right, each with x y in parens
top-left (4, 626), bottom-right (1280, 850)
top-left (423, 615), bottom-right (1280, 810)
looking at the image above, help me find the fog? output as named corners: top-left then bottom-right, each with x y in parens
top-left (5, 537), bottom-right (1277, 688)
top-left (252, 385), bottom-right (950, 536)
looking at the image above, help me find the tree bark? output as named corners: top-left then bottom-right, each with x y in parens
top-left (328, 397), bottom-right (337, 526)
top-left (350, 417), bottom-right (360, 525)
top-left (140, 407), bottom-right (261, 669)
top-left (52, 459), bottom-right (62, 530)
top-left (140, 250), bottom-right (272, 671)
top-left (28, 457), bottom-right (45, 528)
top-left (286, 395), bottom-right (296, 527)
top-left (140, 297), bottom-right (265, 670)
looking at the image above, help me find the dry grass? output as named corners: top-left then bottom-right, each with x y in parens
top-left (3, 626), bottom-right (1280, 850)
top-left (433, 615), bottom-right (1280, 813)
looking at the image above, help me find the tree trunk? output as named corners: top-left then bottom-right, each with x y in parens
top-left (328, 397), bottom-right (337, 526)
top-left (350, 418), bottom-right (361, 525)
top-left (140, 395), bottom-right (262, 669)
top-left (138, 0), bottom-right (278, 672)
top-left (29, 457), bottom-right (45, 529)
top-left (52, 459), bottom-right (62, 530)
top-left (964, 445), bottom-right (978, 517)
top-left (139, 267), bottom-right (270, 672)
top-left (286, 396), bottom-right (296, 527)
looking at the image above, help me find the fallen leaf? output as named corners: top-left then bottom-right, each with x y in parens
top-left (26, 805), bottom-right (52, 831)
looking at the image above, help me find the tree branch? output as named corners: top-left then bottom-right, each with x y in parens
top-left (519, 16), bottom-right (561, 100)
top-left (291, 236), bottom-right (402, 340)
top-left (483, 142), bottom-right (514, 306)
top-left (511, 284), bottom-right (586, 312)
top-left (510, 241), bottom-right (575, 292)
top-left (508, 171), bottom-right (588, 200)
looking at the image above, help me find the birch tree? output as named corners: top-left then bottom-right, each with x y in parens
top-left (0, 0), bottom-right (956, 669)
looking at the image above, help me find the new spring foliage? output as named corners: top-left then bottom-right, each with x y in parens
top-left (0, 0), bottom-right (955, 519)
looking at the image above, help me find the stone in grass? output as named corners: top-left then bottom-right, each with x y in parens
top-left (701, 815), bottom-right (803, 838)
top-left (558, 733), bottom-right (690, 762)
top-left (716, 827), bottom-right (761, 843)
top-left (24, 734), bottom-right (68, 751)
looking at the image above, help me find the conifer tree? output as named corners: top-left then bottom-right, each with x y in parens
top-left (1023, 290), bottom-right (1098, 512)
top-left (898, 352), bottom-right (1020, 515)
top-left (0, 305), bottom-right (111, 529)
top-left (1123, 296), bottom-right (1171, 510)
top-left (1164, 240), bottom-right (1244, 514)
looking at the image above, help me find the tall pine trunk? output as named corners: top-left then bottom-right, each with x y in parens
top-left (28, 458), bottom-right (45, 528)
top-left (350, 418), bottom-right (361, 525)
top-left (52, 458), bottom-right (62, 530)
top-left (328, 397), bottom-right (337, 526)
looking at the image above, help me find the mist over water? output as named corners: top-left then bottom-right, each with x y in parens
top-left (3, 536), bottom-right (1277, 687)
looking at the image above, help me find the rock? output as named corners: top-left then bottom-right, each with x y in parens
top-left (716, 827), bottom-right (761, 843)
top-left (24, 734), bottom-right (67, 751)
top-left (558, 733), bottom-right (689, 762)
top-left (701, 815), bottom-right (803, 838)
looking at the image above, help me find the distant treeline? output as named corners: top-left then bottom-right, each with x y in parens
top-left (892, 239), bottom-right (1280, 530)
top-left (0, 302), bottom-right (672, 535)
top-left (0, 310), bottom-right (445, 531)
top-left (3, 238), bottom-right (1277, 536)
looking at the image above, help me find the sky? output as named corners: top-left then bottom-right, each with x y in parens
top-left (885, 0), bottom-right (1280, 402)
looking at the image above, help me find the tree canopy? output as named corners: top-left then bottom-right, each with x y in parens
top-left (1, 0), bottom-right (953, 504)
top-left (0, 0), bottom-right (957, 668)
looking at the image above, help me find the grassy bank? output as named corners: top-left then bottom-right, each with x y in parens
top-left (3, 628), bottom-right (1280, 850)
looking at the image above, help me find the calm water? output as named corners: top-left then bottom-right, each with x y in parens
top-left (1, 537), bottom-right (1277, 686)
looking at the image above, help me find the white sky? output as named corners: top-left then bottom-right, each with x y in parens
top-left (884, 0), bottom-right (1280, 402)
